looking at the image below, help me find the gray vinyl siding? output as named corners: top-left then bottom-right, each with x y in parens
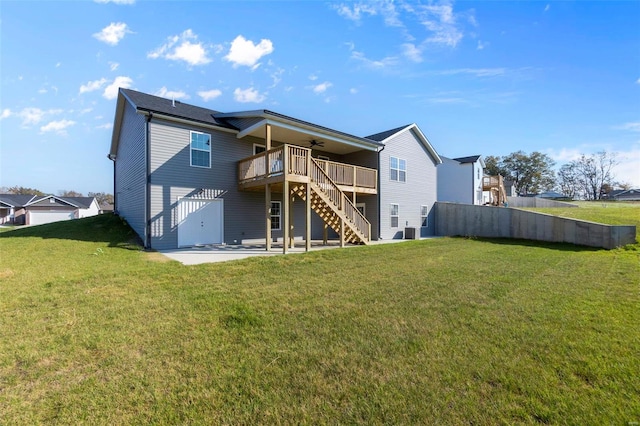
top-left (437, 157), bottom-right (472, 204)
top-left (114, 101), bottom-right (147, 240)
top-left (147, 118), bottom-right (272, 249)
top-left (379, 128), bottom-right (438, 239)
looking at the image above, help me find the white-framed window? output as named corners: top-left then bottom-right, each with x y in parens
top-left (190, 131), bottom-right (211, 168)
top-left (317, 155), bottom-right (330, 161)
top-left (421, 205), bottom-right (429, 227)
top-left (390, 156), bottom-right (406, 182)
top-left (254, 143), bottom-right (266, 155)
top-left (270, 201), bottom-right (281, 230)
top-left (390, 204), bottom-right (399, 228)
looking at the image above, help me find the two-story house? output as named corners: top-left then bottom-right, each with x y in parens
top-left (108, 89), bottom-right (441, 251)
top-left (437, 155), bottom-right (485, 205)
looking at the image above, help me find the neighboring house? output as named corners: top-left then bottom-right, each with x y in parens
top-left (0, 194), bottom-right (100, 225)
top-left (108, 88), bottom-right (442, 250)
top-left (366, 124), bottom-right (442, 239)
top-left (503, 179), bottom-right (518, 197)
top-left (536, 191), bottom-right (571, 200)
top-left (437, 155), bottom-right (485, 205)
top-left (0, 194), bottom-right (37, 225)
top-left (606, 189), bottom-right (640, 201)
top-left (24, 195), bottom-right (100, 225)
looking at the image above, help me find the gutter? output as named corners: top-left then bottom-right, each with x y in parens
top-left (377, 144), bottom-right (385, 240)
top-left (145, 112), bottom-right (152, 249)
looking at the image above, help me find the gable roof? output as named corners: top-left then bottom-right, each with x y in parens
top-left (0, 194), bottom-right (38, 207)
top-left (365, 124), bottom-right (413, 142)
top-left (453, 155), bottom-right (481, 164)
top-left (365, 123), bottom-right (442, 164)
top-left (24, 195), bottom-right (97, 209)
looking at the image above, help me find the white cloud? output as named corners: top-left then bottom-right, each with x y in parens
top-left (350, 88), bottom-right (358, 94)
top-left (418, 3), bottom-right (464, 47)
top-left (55, 62), bottom-right (61, 68)
top-left (351, 50), bottom-right (397, 69)
top-left (312, 82), bottom-right (332, 94)
top-left (477, 40), bottom-right (488, 50)
top-left (109, 61), bottom-right (119, 71)
top-left (544, 4), bottom-right (550, 12)
top-left (38, 88), bottom-right (48, 94)
top-left (309, 74), bottom-right (318, 81)
top-left (1, 109), bottom-right (12, 119)
top-left (93, 22), bottom-right (132, 46)
top-left (96, 123), bottom-right (113, 130)
top-left (616, 122), bottom-right (640, 132)
top-left (233, 87), bottom-right (266, 103)
top-left (436, 68), bottom-right (506, 77)
top-left (79, 78), bottom-right (108, 94)
top-left (17, 108), bottom-right (61, 126)
top-left (636, 77), bottom-right (640, 84)
top-left (103, 76), bottom-right (133, 100)
top-left (332, 3), bottom-right (378, 23)
top-left (402, 43), bottom-right (423, 63)
top-left (148, 29), bottom-right (211, 66)
top-left (198, 89), bottom-right (222, 101)
top-left (154, 86), bottom-right (189, 100)
top-left (224, 35), bottom-right (274, 69)
top-left (40, 119), bottom-right (76, 134)
top-left (94, 0), bottom-right (135, 4)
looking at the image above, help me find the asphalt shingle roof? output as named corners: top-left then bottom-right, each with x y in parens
top-left (121, 88), bottom-right (236, 130)
top-left (365, 124), bottom-right (412, 142)
top-left (0, 194), bottom-right (37, 207)
top-left (453, 155), bottom-right (482, 164)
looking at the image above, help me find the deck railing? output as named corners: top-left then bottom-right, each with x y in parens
top-left (238, 145), bottom-right (377, 192)
top-left (310, 158), bottom-right (370, 240)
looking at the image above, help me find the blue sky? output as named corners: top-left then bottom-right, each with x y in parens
top-left (1, 0), bottom-right (639, 195)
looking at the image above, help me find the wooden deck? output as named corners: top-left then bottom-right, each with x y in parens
top-left (238, 145), bottom-right (377, 194)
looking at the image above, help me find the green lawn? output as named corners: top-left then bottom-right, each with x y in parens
top-left (1, 213), bottom-right (639, 424)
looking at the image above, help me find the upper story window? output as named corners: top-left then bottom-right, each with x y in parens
top-left (390, 156), bottom-right (406, 182)
top-left (254, 144), bottom-right (266, 155)
top-left (190, 131), bottom-right (211, 168)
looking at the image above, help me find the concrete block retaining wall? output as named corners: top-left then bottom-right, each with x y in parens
top-left (435, 202), bottom-right (636, 249)
top-left (505, 196), bottom-right (578, 208)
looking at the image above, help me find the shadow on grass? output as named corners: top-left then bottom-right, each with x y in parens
top-left (450, 236), bottom-right (605, 252)
top-left (0, 213), bottom-right (143, 250)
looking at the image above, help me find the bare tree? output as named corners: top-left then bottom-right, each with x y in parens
top-left (58, 190), bottom-right (84, 197)
top-left (556, 162), bottom-right (579, 199)
top-left (573, 152), bottom-right (618, 200)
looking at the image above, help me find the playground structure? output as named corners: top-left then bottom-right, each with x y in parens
top-left (483, 175), bottom-right (508, 206)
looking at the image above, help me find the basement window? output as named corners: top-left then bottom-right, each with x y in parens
top-left (190, 131), bottom-right (211, 168)
top-left (270, 201), bottom-right (281, 230)
top-left (390, 204), bottom-right (399, 228)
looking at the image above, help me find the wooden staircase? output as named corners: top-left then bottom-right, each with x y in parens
top-left (291, 158), bottom-right (371, 245)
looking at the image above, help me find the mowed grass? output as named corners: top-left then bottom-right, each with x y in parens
top-left (1, 214), bottom-right (638, 424)
top-left (528, 200), bottom-right (640, 242)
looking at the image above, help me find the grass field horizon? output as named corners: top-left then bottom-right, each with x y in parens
top-left (1, 206), bottom-right (638, 424)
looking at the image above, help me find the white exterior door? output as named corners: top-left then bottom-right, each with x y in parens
top-left (177, 199), bottom-right (224, 247)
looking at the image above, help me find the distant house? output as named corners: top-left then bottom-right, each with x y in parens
top-left (0, 194), bottom-right (100, 225)
top-left (437, 155), bottom-right (485, 205)
top-left (503, 179), bottom-right (518, 197)
top-left (0, 194), bottom-right (36, 225)
top-left (606, 189), bottom-right (640, 201)
top-left (536, 191), bottom-right (571, 200)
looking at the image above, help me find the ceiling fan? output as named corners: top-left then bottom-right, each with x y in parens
top-left (306, 139), bottom-right (325, 148)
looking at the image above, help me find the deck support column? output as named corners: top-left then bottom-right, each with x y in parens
top-left (289, 192), bottom-right (295, 249)
top-left (305, 183), bottom-right (311, 252)
top-left (323, 224), bottom-right (328, 245)
top-left (265, 123), bottom-right (272, 251)
top-left (340, 218), bottom-right (345, 248)
top-left (265, 184), bottom-right (271, 251)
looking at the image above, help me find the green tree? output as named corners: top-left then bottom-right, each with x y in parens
top-left (88, 192), bottom-right (114, 206)
top-left (492, 151), bottom-right (556, 195)
top-left (58, 190), bottom-right (84, 197)
top-left (556, 162), bottom-right (580, 199)
top-left (6, 186), bottom-right (46, 196)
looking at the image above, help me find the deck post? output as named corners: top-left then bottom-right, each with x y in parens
top-left (305, 182), bottom-right (311, 252)
top-left (323, 224), bottom-right (328, 245)
top-left (266, 184), bottom-right (271, 251)
top-left (265, 123), bottom-right (272, 251)
top-left (340, 218), bottom-right (345, 248)
top-left (289, 192), bottom-right (295, 249)
top-left (282, 148), bottom-right (289, 254)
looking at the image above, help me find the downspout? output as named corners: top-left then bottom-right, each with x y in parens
top-left (377, 144), bottom-right (385, 240)
top-left (107, 153), bottom-right (117, 214)
top-left (145, 112), bottom-right (153, 249)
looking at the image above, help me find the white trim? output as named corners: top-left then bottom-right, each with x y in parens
top-left (190, 130), bottom-right (212, 169)
top-left (236, 118), bottom-right (380, 152)
top-left (378, 124), bottom-right (442, 164)
top-left (253, 143), bottom-right (266, 155)
top-left (317, 155), bottom-right (330, 161)
top-left (270, 201), bottom-right (282, 231)
top-left (420, 205), bottom-right (429, 227)
top-left (390, 203), bottom-right (399, 228)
